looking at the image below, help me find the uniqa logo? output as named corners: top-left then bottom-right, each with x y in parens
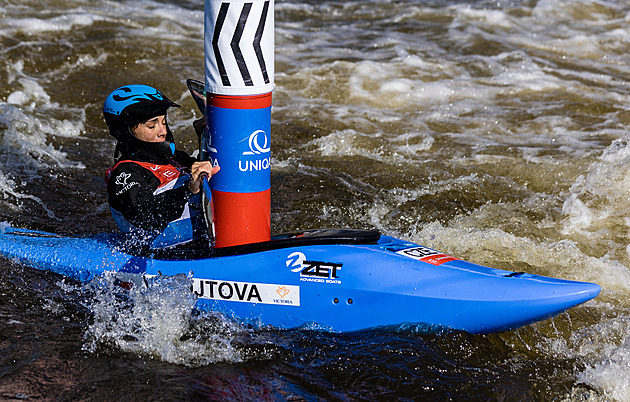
top-left (239, 129), bottom-right (271, 172)
top-left (243, 130), bottom-right (270, 155)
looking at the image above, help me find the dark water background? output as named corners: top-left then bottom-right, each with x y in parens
top-left (2, 0), bottom-right (630, 399)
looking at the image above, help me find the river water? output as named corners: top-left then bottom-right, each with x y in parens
top-left (0, 0), bottom-right (629, 400)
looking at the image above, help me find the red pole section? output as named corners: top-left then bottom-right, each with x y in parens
top-left (204, 0), bottom-right (274, 247)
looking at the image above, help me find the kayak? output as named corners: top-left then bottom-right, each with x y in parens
top-left (0, 224), bottom-right (600, 334)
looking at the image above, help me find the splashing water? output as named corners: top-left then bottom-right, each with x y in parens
top-left (83, 272), bottom-right (244, 366)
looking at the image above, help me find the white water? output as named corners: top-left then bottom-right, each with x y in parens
top-left (1, 0), bottom-right (630, 399)
top-left (83, 273), bottom-right (244, 366)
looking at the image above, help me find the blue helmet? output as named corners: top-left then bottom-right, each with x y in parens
top-left (103, 84), bottom-right (180, 140)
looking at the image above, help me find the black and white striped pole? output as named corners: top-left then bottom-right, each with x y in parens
top-left (204, 0), bottom-right (274, 247)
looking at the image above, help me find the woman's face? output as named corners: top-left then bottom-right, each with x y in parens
top-left (132, 115), bottom-right (167, 142)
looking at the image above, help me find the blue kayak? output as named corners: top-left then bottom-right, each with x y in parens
top-left (0, 225), bottom-right (600, 334)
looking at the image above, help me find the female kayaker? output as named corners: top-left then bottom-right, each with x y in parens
top-left (103, 84), bottom-right (219, 249)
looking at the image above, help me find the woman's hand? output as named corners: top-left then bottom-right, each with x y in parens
top-left (188, 161), bottom-right (220, 194)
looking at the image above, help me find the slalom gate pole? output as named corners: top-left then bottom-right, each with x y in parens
top-left (204, 0), bottom-right (274, 247)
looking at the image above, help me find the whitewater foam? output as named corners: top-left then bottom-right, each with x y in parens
top-left (83, 272), bottom-right (244, 366)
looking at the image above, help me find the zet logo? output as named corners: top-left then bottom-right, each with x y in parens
top-left (242, 130), bottom-right (270, 155)
top-left (286, 251), bottom-right (342, 284)
top-left (286, 251), bottom-right (306, 272)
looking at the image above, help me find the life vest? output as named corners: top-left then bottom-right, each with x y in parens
top-left (105, 160), bottom-right (204, 248)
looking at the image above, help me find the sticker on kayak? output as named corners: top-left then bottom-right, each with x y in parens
top-left (286, 251), bottom-right (342, 285)
top-left (192, 278), bottom-right (300, 306)
top-left (395, 246), bottom-right (456, 266)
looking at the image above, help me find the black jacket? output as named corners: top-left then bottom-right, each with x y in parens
top-left (105, 137), bottom-right (196, 233)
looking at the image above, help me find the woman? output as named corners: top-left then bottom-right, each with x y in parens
top-left (103, 84), bottom-right (219, 248)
